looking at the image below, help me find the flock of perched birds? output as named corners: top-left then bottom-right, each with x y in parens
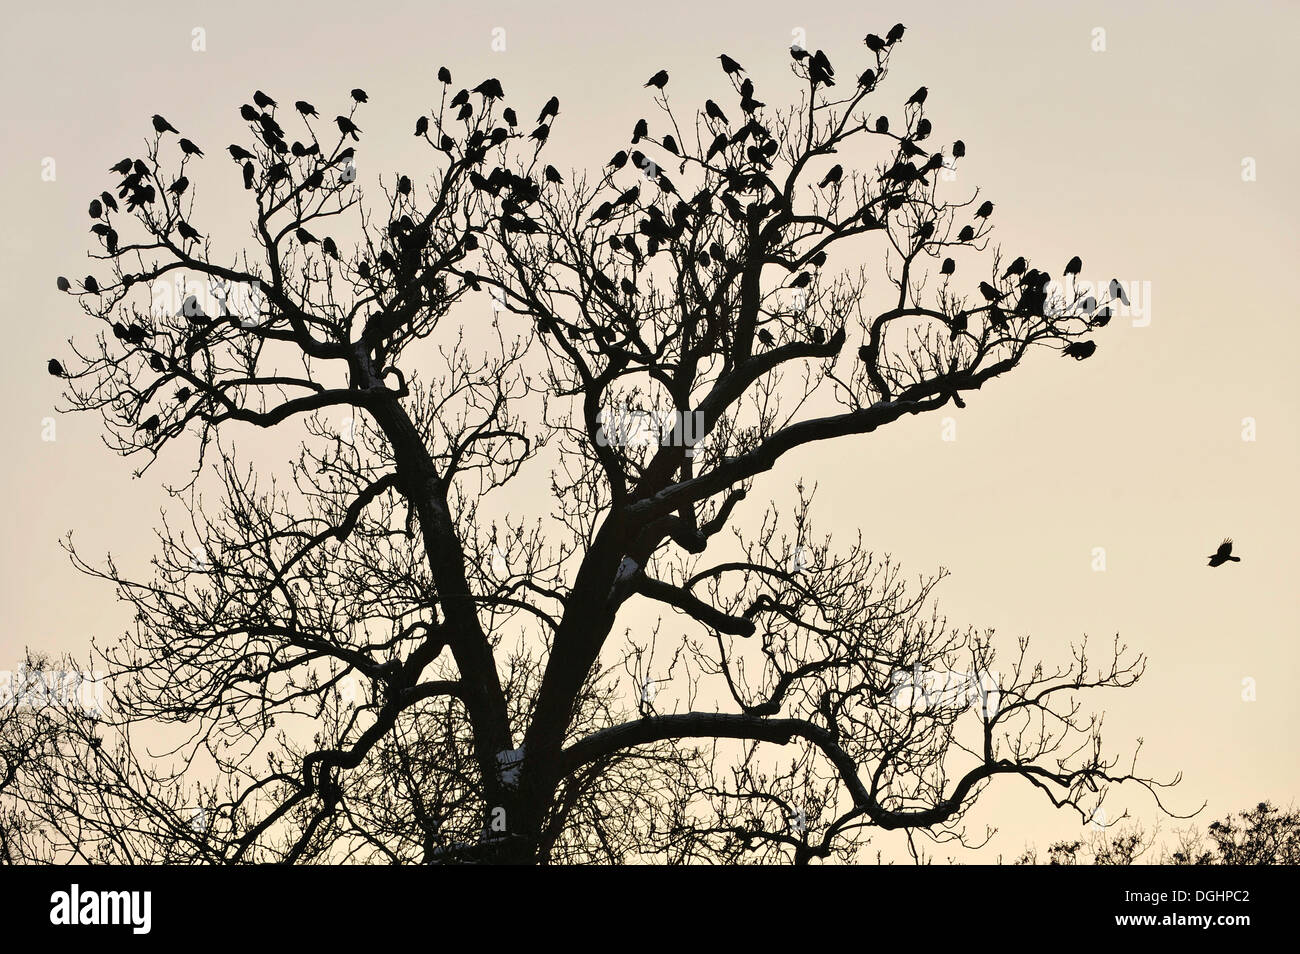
top-left (41, 31), bottom-right (1244, 569)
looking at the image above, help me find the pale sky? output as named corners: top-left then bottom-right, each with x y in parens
top-left (1, 0), bottom-right (1297, 861)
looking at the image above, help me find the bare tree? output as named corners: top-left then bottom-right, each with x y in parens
top-left (16, 31), bottom-right (1178, 864)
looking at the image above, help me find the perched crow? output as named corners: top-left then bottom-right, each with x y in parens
top-left (537, 95), bottom-right (560, 123)
top-left (169, 176), bottom-right (189, 196)
top-left (940, 258), bottom-right (955, 276)
top-left (295, 100), bottom-right (318, 117)
top-left (228, 144), bottom-right (255, 161)
top-left (1065, 255), bottom-right (1083, 275)
top-left (89, 199), bottom-right (102, 218)
top-left (818, 164), bottom-right (843, 188)
top-left (503, 107), bottom-right (517, 126)
top-left (875, 115), bottom-right (889, 133)
top-left (351, 88), bottom-right (368, 103)
top-left (975, 200), bottom-right (994, 218)
top-left (662, 134), bottom-right (679, 155)
top-left (608, 150), bottom-right (628, 170)
top-left (1062, 340), bottom-right (1097, 360)
top-left (101, 191), bottom-right (118, 212)
top-left (887, 23), bottom-right (905, 43)
top-left (1207, 539), bottom-right (1241, 567)
top-left (296, 227), bottom-right (318, 245)
top-left (531, 124), bottom-right (550, 144)
top-left (906, 86), bottom-right (927, 107)
top-left (48, 358), bottom-right (64, 377)
top-left (1002, 256), bottom-right (1026, 279)
top-left (958, 225), bottom-right (975, 241)
top-left (645, 69), bottom-right (669, 90)
top-left (857, 344), bottom-right (871, 362)
top-left (139, 414), bottom-right (161, 432)
top-left (790, 271), bottom-right (812, 288)
top-left (438, 66), bottom-right (452, 84)
top-left (978, 281), bottom-right (1004, 302)
top-left (84, 275), bottom-right (100, 294)
top-left (1090, 306), bottom-right (1112, 328)
top-left (811, 327), bottom-right (826, 344)
top-left (176, 220), bottom-right (200, 242)
top-left (589, 201), bottom-right (614, 222)
top-left (544, 165), bottom-right (563, 184)
top-left (322, 236), bottom-right (339, 259)
top-left (57, 276), bottom-right (71, 292)
top-left (952, 140), bottom-right (966, 158)
top-left (152, 114), bottom-right (179, 135)
top-left (949, 311), bottom-right (968, 339)
top-left (757, 328), bottom-right (774, 347)
top-left (1109, 278), bottom-right (1129, 305)
top-left (254, 90), bottom-right (277, 109)
top-left (336, 116), bottom-right (361, 140)
top-left (242, 162), bottom-right (255, 190)
top-left (719, 53), bottom-right (743, 74)
top-left (809, 50), bottom-right (835, 86)
top-left (632, 118), bottom-right (648, 142)
top-left (705, 99), bottom-right (728, 124)
top-left (473, 78), bottom-right (504, 100)
top-left (397, 174), bottom-right (412, 195)
top-left (864, 34), bottom-right (885, 53)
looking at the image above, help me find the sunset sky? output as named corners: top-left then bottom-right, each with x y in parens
top-left (1, 0), bottom-right (1296, 861)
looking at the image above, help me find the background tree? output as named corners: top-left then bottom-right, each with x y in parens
top-left (14, 30), bottom-right (1172, 864)
top-left (1013, 801), bottom-right (1299, 865)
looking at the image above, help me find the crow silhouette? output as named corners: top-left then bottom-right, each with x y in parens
top-left (351, 88), bottom-right (368, 103)
top-left (719, 54), bottom-right (743, 74)
top-left (1207, 539), bottom-right (1241, 567)
top-left (48, 358), bottom-right (64, 377)
top-left (295, 100), bottom-right (318, 117)
top-left (645, 70), bottom-right (669, 90)
top-left (152, 114), bottom-right (179, 135)
top-left (818, 164), bottom-right (843, 188)
top-left (253, 90), bottom-right (277, 109)
top-left (336, 116), bottom-right (361, 140)
top-left (1062, 340), bottom-right (1096, 360)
